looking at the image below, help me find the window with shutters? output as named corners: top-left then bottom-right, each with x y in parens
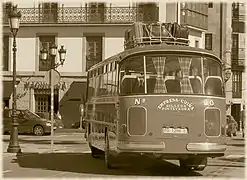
top-left (205, 33), bottom-right (212, 50)
top-left (2, 35), bottom-right (9, 71)
top-left (86, 36), bottom-right (103, 70)
top-left (39, 35), bottom-right (55, 71)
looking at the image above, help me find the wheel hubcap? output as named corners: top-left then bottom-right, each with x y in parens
top-left (35, 127), bottom-right (42, 135)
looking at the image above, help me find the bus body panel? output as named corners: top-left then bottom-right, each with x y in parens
top-left (113, 95), bottom-right (226, 157)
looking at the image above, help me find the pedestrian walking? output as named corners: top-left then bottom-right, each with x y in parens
top-left (240, 105), bottom-right (245, 138)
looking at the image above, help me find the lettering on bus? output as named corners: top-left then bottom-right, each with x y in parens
top-left (134, 98), bottom-right (146, 105)
top-left (204, 99), bottom-right (214, 107)
top-left (157, 98), bottom-right (195, 111)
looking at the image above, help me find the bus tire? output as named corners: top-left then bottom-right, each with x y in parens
top-left (105, 133), bottom-right (116, 169)
top-left (179, 157), bottom-right (207, 171)
top-left (90, 145), bottom-right (102, 159)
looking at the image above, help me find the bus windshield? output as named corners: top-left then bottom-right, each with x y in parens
top-left (120, 54), bottom-right (223, 96)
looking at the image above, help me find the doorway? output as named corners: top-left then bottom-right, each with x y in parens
top-left (231, 104), bottom-right (241, 131)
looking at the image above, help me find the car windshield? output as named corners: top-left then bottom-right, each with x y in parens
top-left (24, 110), bottom-right (41, 119)
top-left (120, 53), bottom-right (223, 96)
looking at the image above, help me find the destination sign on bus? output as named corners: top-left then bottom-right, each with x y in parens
top-left (158, 98), bottom-right (195, 111)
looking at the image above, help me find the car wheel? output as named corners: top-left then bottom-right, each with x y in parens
top-left (33, 125), bottom-right (44, 136)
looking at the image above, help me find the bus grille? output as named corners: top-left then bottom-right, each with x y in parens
top-left (127, 107), bottom-right (147, 136)
top-left (205, 109), bottom-right (221, 136)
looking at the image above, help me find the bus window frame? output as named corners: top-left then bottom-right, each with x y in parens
top-left (119, 53), bottom-right (224, 97)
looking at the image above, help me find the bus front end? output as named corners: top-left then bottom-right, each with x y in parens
top-left (113, 50), bottom-right (227, 170)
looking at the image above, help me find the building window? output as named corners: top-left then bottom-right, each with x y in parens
top-left (231, 34), bottom-right (239, 63)
top-left (180, 2), bottom-right (208, 30)
top-left (39, 35), bottom-right (55, 71)
top-left (86, 36), bottom-right (103, 70)
top-left (40, 3), bottom-right (58, 23)
top-left (35, 94), bottom-right (49, 113)
top-left (2, 35), bottom-right (9, 71)
top-left (195, 40), bottom-right (199, 48)
top-left (208, 3), bottom-right (213, 8)
top-left (205, 33), bottom-right (212, 50)
top-left (87, 3), bottom-right (105, 22)
top-left (232, 71), bottom-right (242, 98)
top-left (35, 90), bottom-right (59, 113)
top-left (137, 3), bottom-right (159, 22)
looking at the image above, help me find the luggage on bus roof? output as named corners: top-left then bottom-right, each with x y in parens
top-left (124, 22), bottom-right (190, 49)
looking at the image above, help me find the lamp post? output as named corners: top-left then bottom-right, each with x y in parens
top-left (40, 44), bottom-right (66, 152)
top-left (7, 5), bottom-right (22, 153)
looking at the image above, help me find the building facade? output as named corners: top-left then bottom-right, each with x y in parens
top-left (2, 1), bottom-right (211, 127)
top-left (206, 2), bottom-right (246, 128)
top-left (230, 2), bottom-right (245, 128)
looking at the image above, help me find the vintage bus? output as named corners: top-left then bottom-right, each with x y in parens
top-left (84, 22), bottom-right (227, 171)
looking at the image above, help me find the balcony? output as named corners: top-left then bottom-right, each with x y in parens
top-left (232, 59), bottom-right (245, 70)
top-left (2, 6), bottom-right (159, 24)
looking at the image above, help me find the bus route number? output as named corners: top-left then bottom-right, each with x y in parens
top-left (135, 98), bottom-right (146, 105)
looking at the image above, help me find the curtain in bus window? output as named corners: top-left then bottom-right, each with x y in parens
top-left (178, 57), bottom-right (193, 94)
top-left (152, 57), bottom-right (167, 93)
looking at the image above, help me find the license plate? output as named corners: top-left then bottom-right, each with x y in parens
top-left (162, 127), bottom-right (188, 134)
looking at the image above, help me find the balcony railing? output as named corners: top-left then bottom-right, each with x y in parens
top-left (232, 59), bottom-right (245, 67)
top-left (232, 14), bottom-right (245, 22)
top-left (2, 6), bottom-right (158, 24)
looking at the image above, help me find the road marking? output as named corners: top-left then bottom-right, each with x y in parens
top-left (3, 170), bottom-right (12, 173)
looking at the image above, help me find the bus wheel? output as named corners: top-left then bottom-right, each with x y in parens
top-left (90, 146), bottom-right (102, 159)
top-left (105, 134), bottom-right (116, 169)
top-left (179, 157), bottom-right (207, 171)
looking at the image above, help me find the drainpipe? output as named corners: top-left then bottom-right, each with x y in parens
top-left (220, 3), bottom-right (223, 60)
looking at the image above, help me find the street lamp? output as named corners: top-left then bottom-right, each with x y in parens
top-left (7, 5), bottom-right (22, 153)
top-left (224, 68), bottom-right (232, 83)
top-left (40, 44), bottom-right (66, 152)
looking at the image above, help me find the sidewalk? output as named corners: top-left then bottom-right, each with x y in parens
top-left (55, 128), bottom-right (85, 134)
top-left (2, 131), bottom-right (89, 157)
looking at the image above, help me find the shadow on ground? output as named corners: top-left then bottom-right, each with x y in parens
top-left (15, 152), bottom-right (202, 177)
top-left (218, 157), bottom-right (245, 163)
top-left (2, 139), bottom-right (85, 145)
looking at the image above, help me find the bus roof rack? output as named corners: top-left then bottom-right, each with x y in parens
top-left (124, 22), bottom-right (190, 49)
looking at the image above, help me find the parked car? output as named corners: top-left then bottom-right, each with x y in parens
top-left (36, 112), bottom-right (64, 129)
top-left (3, 109), bottom-right (57, 136)
top-left (226, 115), bottom-right (238, 137)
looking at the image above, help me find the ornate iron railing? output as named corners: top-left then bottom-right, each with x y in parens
top-left (232, 59), bottom-right (245, 66)
top-left (2, 6), bottom-right (159, 24)
top-left (232, 14), bottom-right (245, 22)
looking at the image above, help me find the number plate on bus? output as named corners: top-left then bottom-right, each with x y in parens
top-left (162, 127), bottom-right (188, 134)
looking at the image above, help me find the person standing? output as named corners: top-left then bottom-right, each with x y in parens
top-left (240, 105), bottom-right (245, 138)
top-left (79, 97), bottom-right (85, 130)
